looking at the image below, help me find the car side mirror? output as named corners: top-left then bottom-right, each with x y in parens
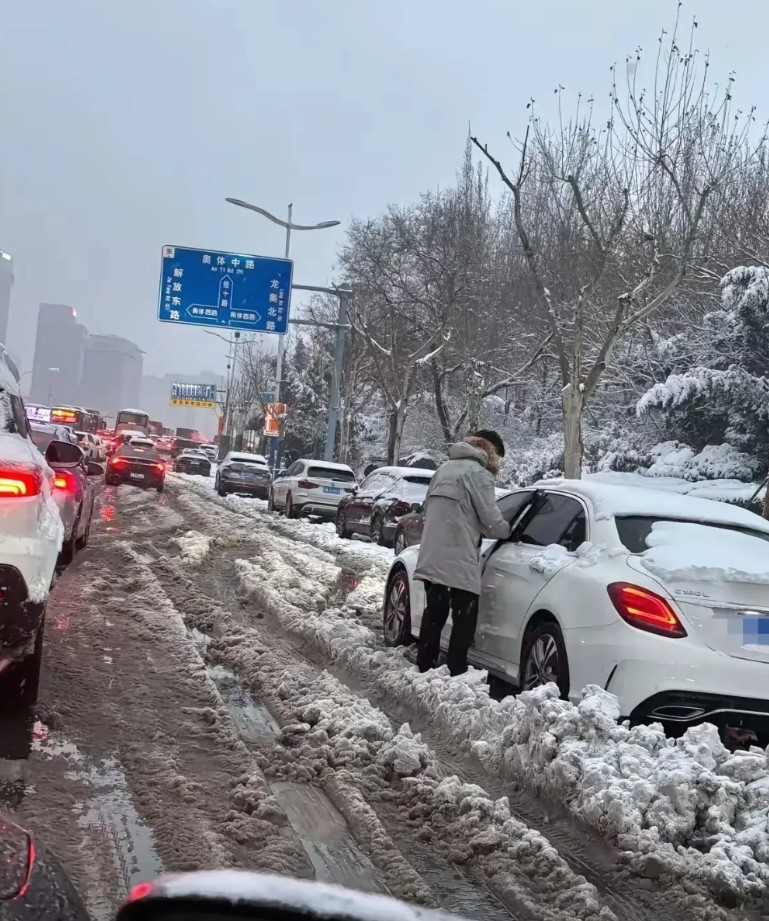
top-left (45, 440), bottom-right (83, 466)
top-left (87, 461), bottom-right (105, 477)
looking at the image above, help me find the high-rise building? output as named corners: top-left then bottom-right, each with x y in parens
top-left (31, 304), bottom-right (87, 405)
top-left (0, 250), bottom-right (13, 346)
top-left (80, 335), bottom-right (143, 418)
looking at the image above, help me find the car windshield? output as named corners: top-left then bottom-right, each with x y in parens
top-left (615, 515), bottom-right (769, 553)
top-left (307, 466), bottom-right (356, 482)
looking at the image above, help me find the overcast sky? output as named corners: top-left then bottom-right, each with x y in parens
top-left (1, 0), bottom-right (765, 377)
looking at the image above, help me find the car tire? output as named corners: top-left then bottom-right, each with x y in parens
top-left (393, 527), bottom-right (407, 556)
top-left (157, 482), bottom-right (164, 494)
top-left (336, 509), bottom-right (351, 539)
top-left (286, 494), bottom-right (299, 519)
top-left (267, 489), bottom-right (275, 512)
top-left (383, 570), bottom-right (412, 647)
top-left (105, 475), bottom-right (117, 487)
top-left (519, 618), bottom-right (570, 700)
top-left (216, 479), bottom-right (227, 497)
top-left (371, 514), bottom-right (392, 548)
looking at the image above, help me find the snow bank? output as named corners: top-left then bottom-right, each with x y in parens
top-left (641, 520), bottom-right (769, 584)
top-left (235, 554), bottom-right (769, 903)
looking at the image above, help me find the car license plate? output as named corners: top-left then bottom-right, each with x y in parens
top-left (323, 486), bottom-right (340, 495)
top-left (130, 472), bottom-right (144, 480)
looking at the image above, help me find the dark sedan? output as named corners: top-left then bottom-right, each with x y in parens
top-left (215, 451), bottom-right (272, 498)
top-left (105, 438), bottom-right (166, 492)
top-left (173, 449), bottom-right (211, 477)
top-left (336, 466), bottom-right (434, 547)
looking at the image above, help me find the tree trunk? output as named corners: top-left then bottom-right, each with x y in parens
top-left (561, 383), bottom-right (584, 479)
top-left (387, 402), bottom-right (408, 464)
top-left (431, 360), bottom-right (453, 445)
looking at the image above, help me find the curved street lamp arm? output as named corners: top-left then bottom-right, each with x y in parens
top-left (226, 198), bottom-right (340, 231)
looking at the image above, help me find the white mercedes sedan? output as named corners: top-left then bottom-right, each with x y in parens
top-left (383, 478), bottom-right (769, 741)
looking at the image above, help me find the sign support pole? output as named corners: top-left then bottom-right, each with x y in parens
top-left (268, 205), bottom-right (292, 472)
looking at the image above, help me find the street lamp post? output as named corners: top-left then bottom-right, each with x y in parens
top-left (225, 198), bottom-right (340, 469)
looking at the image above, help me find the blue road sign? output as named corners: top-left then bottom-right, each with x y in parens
top-left (170, 382), bottom-right (218, 406)
top-left (157, 245), bottom-right (293, 334)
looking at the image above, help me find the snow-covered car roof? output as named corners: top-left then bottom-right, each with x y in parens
top-left (537, 478), bottom-right (769, 534)
top-left (371, 466), bottom-right (435, 478)
top-left (128, 437), bottom-right (156, 449)
top-left (157, 869), bottom-right (462, 921)
top-left (300, 459), bottom-right (354, 472)
top-left (180, 448), bottom-right (207, 456)
top-left (225, 452), bottom-right (267, 464)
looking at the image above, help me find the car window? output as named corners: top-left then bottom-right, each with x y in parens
top-left (287, 462), bottom-right (302, 477)
top-left (397, 476), bottom-right (430, 500)
top-left (359, 473), bottom-right (383, 491)
top-left (30, 429), bottom-right (53, 451)
top-left (516, 493), bottom-right (587, 550)
top-left (615, 515), bottom-right (769, 553)
top-left (497, 490), bottom-right (535, 525)
top-left (6, 394), bottom-right (30, 437)
top-left (307, 466), bottom-right (355, 482)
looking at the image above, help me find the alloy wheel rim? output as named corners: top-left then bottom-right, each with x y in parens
top-left (524, 634), bottom-right (559, 689)
top-left (384, 577), bottom-right (407, 641)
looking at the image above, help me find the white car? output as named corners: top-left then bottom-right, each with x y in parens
top-left (269, 459), bottom-right (357, 519)
top-left (383, 478), bottom-right (769, 741)
top-left (0, 349), bottom-right (64, 706)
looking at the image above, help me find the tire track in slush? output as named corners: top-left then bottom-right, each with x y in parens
top-left (160, 481), bottom-right (746, 921)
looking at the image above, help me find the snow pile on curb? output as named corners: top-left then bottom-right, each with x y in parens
top-left (234, 557), bottom-right (769, 903)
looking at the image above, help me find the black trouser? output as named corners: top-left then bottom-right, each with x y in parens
top-left (417, 581), bottom-right (479, 676)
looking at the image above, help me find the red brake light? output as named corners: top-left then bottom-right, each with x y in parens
top-left (607, 582), bottom-right (687, 638)
top-left (153, 462), bottom-right (165, 472)
top-left (297, 480), bottom-right (319, 489)
top-left (128, 882), bottom-right (154, 902)
top-left (392, 500), bottom-right (411, 514)
top-left (52, 472), bottom-right (77, 493)
top-left (0, 469), bottom-right (42, 497)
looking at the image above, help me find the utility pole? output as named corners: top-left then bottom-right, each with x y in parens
top-left (269, 203), bottom-right (292, 471)
top-left (323, 289), bottom-right (352, 462)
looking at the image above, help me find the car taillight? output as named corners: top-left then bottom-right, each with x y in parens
top-left (297, 480), bottom-right (319, 489)
top-left (0, 468), bottom-right (43, 497)
top-left (607, 582), bottom-right (687, 638)
top-left (392, 500), bottom-right (411, 515)
top-left (109, 457), bottom-right (124, 466)
top-left (53, 471), bottom-right (77, 493)
top-left (153, 462), bottom-right (165, 472)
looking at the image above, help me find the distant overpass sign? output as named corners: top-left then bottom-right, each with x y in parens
top-left (157, 245), bottom-right (293, 334)
top-left (170, 382), bottom-right (218, 408)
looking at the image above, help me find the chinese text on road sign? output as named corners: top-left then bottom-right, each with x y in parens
top-left (157, 245), bottom-right (293, 334)
top-left (170, 382), bottom-right (218, 409)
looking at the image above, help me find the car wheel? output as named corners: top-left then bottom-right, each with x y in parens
top-left (393, 528), bottom-right (407, 556)
top-left (519, 619), bottom-right (570, 700)
top-left (336, 509), bottom-right (350, 539)
top-left (216, 479), bottom-right (227, 497)
top-left (383, 570), bottom-right (412, 646)
top-left (157, 481), bottom-right (164, 493)
top-left (267, 489), bottom-right (275, 512)
top-left (286, 494), bottom-right (298, 519)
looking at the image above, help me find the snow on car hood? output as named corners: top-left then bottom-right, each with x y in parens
top-left (158, 869), bottom-right (464, 920)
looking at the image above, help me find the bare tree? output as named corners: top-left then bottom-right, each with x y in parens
top-left (473, 16), bottom-right (762, 477)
